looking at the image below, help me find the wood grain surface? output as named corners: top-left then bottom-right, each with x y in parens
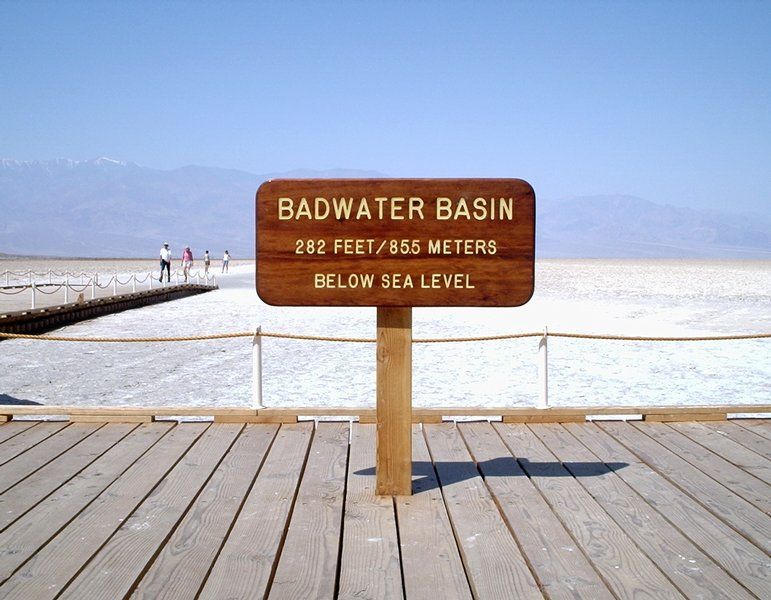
top-left (0, 423), bottom-right (206, 599)
top-left (198, 423), bottom-right (312, 600)
top-left (424, 423), bottom-right (542, 599)
top-left (256, 178), bottom-right (535, 306)
top-left (376, 306), bottom-right (412, 496)
top-left (396, 426), bottom-right (472, 600)
top-left (495, 423), bottom-right (684, 600)
top-left (338, 424), bottom-right (404, 599)
top-left (0, 423), bottom-right (136, 529)
top-left (567, 422), bottom-right (771, 598)
top-left (268, 422), bottom-right (348, 599)
top-left (531, 423), bottom-right (752, 599)
top-left (132, 424), bottom-right (279, 600)
top-left (599, 421), bottom-right (771, 553)
top-left (0, 424), bottom-right (172, 582)
top-left (459, 422), bottom-right (613, 600)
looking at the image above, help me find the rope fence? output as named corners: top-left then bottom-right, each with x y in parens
top-left (2, 327), bottom-right (767, 410)
top-left (1, 270), bottom-right (217, 308)
top-left (0, 330), bottom-right (768, 343)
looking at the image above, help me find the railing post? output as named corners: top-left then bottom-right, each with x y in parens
top-left (28, 272), bottom-right (32, 285)
top-left (91, 277), bottom-right (96, 300)
top-left (252, 326), bottom-right (264, 409)
top-left (538, 326), bottom-right (549, 408)
top-left (132, 274), bottom-right (137, 293)
top-left (31, 282), bottom-right (36, 309)
top-left (113, 274), bottom-right (118, 296)
top-left (64, 277), bottom-right (69, 304)
top-left (48, 269), bottom-right (52, 284)
top-left (174, 270), bottom-right (179, 285)
top-left (5, 271), bottom-right (9, 286)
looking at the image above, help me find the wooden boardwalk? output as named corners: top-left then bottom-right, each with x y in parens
top-left (0, 418), bottom-right (769, 599)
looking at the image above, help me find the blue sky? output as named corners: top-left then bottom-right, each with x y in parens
top-left (1, 1), bottom-right (769, 213)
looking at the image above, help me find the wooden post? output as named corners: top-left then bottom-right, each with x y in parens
top-left (376, 306), bottom-right (412, 496)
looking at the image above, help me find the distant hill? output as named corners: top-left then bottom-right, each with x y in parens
top-left (0, 158), bottom-right (768, 258)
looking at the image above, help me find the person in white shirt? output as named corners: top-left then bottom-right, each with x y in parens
top-left (222, 250), bottom-right (230, 273)
top-left (159, 242), bottom-right (172, 282)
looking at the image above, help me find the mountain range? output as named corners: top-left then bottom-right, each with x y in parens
top-left (0, 158), bottom-right (768, 259)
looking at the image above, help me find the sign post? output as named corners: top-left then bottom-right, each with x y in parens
top-left (256, 179), bottom-right (535, 496)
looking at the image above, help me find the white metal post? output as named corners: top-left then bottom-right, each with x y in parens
top-left (48, 269), bottom-right (52, 284)
top-left (252, 326), bottom-right (264, 409)
top-left (91, 278), bottom-right (96, 300)
top-left (4, 271), bottom-right (8, 286)
top-left (538, 326), bottom-right (549, 408)
top-left (174, 270), bottom-right (179, 285)
top-left (31, 282), bottom-right (36, 309)
top-left (132, 274), bottom-right (137, 293)
top-left (64, 277), bottom-right (69, 303)
top-left (113, 275), bottom-right (118, 296)
top-left (28, 272), bottom-right (32, 285)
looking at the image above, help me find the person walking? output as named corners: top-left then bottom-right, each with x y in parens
top-left (181, 246), bottom-right (193, 282)
top-left (159, 242), bottom-right (171, 283)
top-left (203, 250), bottom-right (211, 276)
top-left (222, 250), bottom-right (230, 273)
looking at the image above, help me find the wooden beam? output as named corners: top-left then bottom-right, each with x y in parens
top-left (376, 307), bottom-right (412, 496)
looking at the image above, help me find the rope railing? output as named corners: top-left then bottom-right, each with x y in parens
top-left (1, 327), bottom-right (767, 410)
top-left (0, 270), bottom-right (216, 308)
top-left (0, 330), bottom-right (768, 343)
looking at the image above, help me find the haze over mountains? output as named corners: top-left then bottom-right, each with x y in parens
top-left (0, 158), bottom-right (768, 259)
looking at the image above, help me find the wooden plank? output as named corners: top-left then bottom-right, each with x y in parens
top-left (0, 424), bottom-right (172, 581)
top-left (424, 423), bottom-right (541, 599)
top-left (69, 414), bottom-right (153, 423)
top-left (396, 425), bottom-right (472, 600)
top-left (0, 421), bottom-right (68, 465)
top-left (59, 424), bottom-right (242, 599)
top-left (495, 422), bottom-right (684, 600)
top-left (0, 404), bottom-right (768, 419)
top-left (502, 414), bottom-right (585, 423)
top-left (214, 414), bottom-right (298, 423)
top-left (531, 423), bottom-right (752, 599)
top-left (132, 424), bottom-right (279, 600)
top-left (338, 424), bottom-right (403, 600)
top-left (566, 422), bottom-right (771, 599)
top-left (0, 423), bottom-right (100, 493)
top-left (376, 306), bottom-right (412, 496)
top-left (268, 422), bottom-right (349, 599)
top-left (198, 423), bottom-right (313, 600)
top-left (459, 422), bottom-right (612, 599)
top-left (259, 407), bottom-right (376, 417)
top-left (634, 422), bottom-right (771, 513)
top-left (734, 419), bottom-right (771, 441)
top-left (705, 420), bottom-right (771, 460)
top-left (599, 421), bottom-right (771, 553)
top-left (0, 422), bottom-right (37, 445)
top-left (671, 421), bottom-right (771, 484)
top-left (0, 423), bottom-right (136, 530)
top-left (0, 423), bottom-right (207, 598)
top-left (644, 413), bottom-right (726, 422)
top-left (0, 405), bottom-right (257, 417)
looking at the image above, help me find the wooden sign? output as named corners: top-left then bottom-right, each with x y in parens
top-left (256, 179), bottom-right (535, 307)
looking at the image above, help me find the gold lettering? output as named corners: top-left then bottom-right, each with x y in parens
top-left (278, 198), bottom-right (294, 220)
top-left (436, 197), bottom-right (452, 220)
top-left (314, 197), bottom-right (330, 220)
top-left (355, 198), bottom-right (372, 220)
top-left (409, 197), bottom-right (425, 219)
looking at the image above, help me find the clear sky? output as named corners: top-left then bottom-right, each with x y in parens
top-left (1, 1), bottom-right (769, 213)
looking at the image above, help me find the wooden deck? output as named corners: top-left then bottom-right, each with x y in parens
top-left (0, 418), bottom-right (769, 599)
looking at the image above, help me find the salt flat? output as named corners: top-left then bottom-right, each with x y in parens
top-left (1, 260), bottom-right (769, 409)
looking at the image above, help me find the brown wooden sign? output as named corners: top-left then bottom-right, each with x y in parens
top-left (256, 179), bottom-right (535, 306)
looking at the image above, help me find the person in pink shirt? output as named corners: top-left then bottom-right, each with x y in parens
top-left (181, 246), bottom-right (193, 282)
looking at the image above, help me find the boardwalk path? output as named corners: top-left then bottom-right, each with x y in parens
top-left (0, 418), bottom-right (768, 599)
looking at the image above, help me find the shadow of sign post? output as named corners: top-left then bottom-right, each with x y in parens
top-left (256, 179), bottom-right (535, 495)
